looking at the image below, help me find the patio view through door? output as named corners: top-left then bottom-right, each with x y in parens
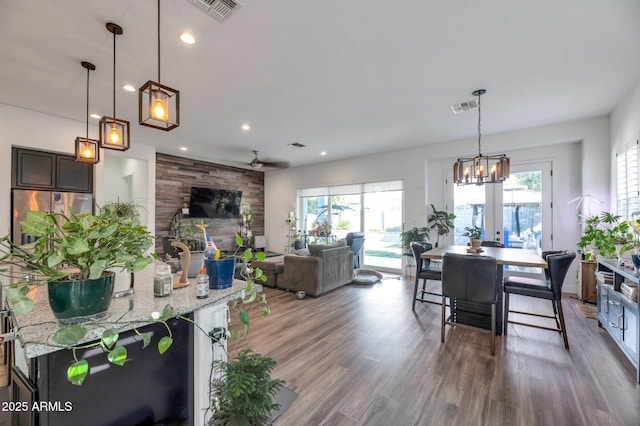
top-left (298, 180), bottom-right (403, 272)
top-left (452, 162), bottom-right (552, 275)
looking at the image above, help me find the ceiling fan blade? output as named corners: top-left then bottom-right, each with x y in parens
top-left (260, 160), bottom-right (290, 169)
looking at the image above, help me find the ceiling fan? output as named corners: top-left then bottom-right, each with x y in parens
top-left (248, 151), bottom-right (289, 169)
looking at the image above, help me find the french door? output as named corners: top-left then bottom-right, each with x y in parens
top-left (452, 161), bottom-right (552, 273)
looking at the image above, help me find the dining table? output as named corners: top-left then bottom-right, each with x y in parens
top-left (421, 245), bottom-right (547, 335)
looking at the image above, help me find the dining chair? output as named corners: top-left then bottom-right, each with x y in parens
top-left (410, 241), bottom-right (442, 311)
top-left (480, 240), bottom-right (504, 248)
top-left (441, 252), bottom-right (498, 355)
top-left (503, 251), bottom-right (576, 349)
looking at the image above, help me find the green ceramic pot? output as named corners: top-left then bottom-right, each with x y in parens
top-left (206, 258), bottom-right (236, 289)
top-left (48, 272), bottom-right (115, 323)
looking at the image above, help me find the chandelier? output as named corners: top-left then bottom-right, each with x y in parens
top-left (453, 89), bottom-right (509, 185)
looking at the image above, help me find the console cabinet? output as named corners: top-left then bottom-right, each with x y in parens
top-left (597, 258), bottom-right (640, 382)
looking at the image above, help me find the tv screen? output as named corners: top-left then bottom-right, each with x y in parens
top-left (189, 187), bottom-right (242, 218)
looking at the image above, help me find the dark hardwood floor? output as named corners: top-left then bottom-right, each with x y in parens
top-left (235, 275), bottom-right (640, 426)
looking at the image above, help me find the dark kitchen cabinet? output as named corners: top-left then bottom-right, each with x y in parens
top-left (12, 148), bottom-right (93, 193)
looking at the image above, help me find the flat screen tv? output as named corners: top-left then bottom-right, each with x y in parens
top-left (189, 187), bottom-right (242, 219)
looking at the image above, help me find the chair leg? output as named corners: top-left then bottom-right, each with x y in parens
top-left (556, 300), bottom-right (570, 350)
top-left (412, 277), bottom-right (420, 311)
top-left (503, 292), bottom-right (510, 335)
top-left (441, 296), bottom-right (446, 343)
top-left (551, 300), bottom-right (561, 330)
top-left (491, 303), bottom-right (496, 355)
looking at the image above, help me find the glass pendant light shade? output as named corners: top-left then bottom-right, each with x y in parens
top-left (100, 22), bottom-right (130, 152)
top-left (74, 61), bottom-right (99, 164)
top-left (139, 0), bottom-right (180, 131)
top-left (139, 80), bottom-right (180, 130)
top-left (452, 89), bottom-right (510, 186)
top-left (75, 137), bottom-right (100, 163)
top-left (100, 116), bottom-right (130, 151)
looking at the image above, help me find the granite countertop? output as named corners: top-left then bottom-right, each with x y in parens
top-left (9, 263), bottom-right (255, 359)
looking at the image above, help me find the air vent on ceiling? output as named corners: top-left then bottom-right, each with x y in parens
top-left (191, 0), bottom-right (241, 22)
top-left (288, 142), bottom-right (306, 148)
top-left (450, 99), bottom-right (479, 114)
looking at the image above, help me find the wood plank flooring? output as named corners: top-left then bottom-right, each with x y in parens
top-left (234, 275), bottom-right (640, 426)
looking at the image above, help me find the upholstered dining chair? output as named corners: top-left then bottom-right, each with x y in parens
top-left (480, 240), bottom-right (504, 248)
top-left (441, 252), bottom-right (498, 355)
top-left (503, 251), bottom-right (576, 349)
top-left (410, 241), bottom-right (442, 311)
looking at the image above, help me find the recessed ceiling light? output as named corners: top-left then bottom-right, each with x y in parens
top-left (241, 123), bottom-right (251, 131)
top-left (90, 113), bottom-right (101, 119)
top-left (180, 147), bottom-right (188, 151)
top-left (179, 32), bottom-right (196, 45)
top-left (122, 84), bottom-right (136, 92)
top-left (320, 151), bottom-right (327, 156)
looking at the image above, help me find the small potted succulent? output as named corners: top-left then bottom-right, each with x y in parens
top-left (463, 225), bottom-right (483, 249)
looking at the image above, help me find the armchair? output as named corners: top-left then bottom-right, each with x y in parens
top-left (346, 232), bottom-right (365, 269)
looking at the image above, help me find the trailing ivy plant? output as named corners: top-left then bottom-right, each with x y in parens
top-left (1, 228), bottom-right (269, 386)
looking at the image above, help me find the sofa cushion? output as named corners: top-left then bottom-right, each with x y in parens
top-left (308, 239), bottom-right (348, 257)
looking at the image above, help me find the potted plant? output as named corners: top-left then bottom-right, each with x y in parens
top-left (171, 218), bottom-right (208, 278)
top-left (427, 204), bottom-right (456, 247)
top-left (206, 247), bottom-right (237, 290)
top-left (463, 226), bottom-right (483, 248)
top-left (102, 199), bottom-right (145, 296)
top-left (399, 227), bottom-right (430, 257)
top-left (209, 349), bottom-right (285, 426)
top-left (0, 206), bottom-right (156, 322)
top-left (578, 212), bottom-right (628, 260)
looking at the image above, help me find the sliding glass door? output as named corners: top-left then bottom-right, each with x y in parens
top-left (298, 180), bottom-right (403, 271)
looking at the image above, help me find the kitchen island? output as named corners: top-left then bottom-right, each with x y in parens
top-left (5, 264), bottom-right (253, 426)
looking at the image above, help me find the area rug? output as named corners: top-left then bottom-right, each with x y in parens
top-left (575, 300), bottom-right (598, 320)
top-left (269, 386), bottom-right (298, 423)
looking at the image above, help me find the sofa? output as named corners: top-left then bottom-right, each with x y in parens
top-left (250, 255), bottom-right (285, 288)
top-left (277, 239), bottom-right (354, 296)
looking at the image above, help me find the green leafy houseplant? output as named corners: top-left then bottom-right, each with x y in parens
top-left (399, 227), bottom-right (429, 256)
top-left (427, 204), bottom-right (456, 247)
top-left (578, 212), bottom-right (631, 259)
top-left (209, 349), bottom-right (285, 426)
top-left (0, 207), bottom-right (269, 387)
top-left (463, 225), bottom-right (483, 240)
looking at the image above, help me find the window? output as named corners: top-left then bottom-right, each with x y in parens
top-left (297, 180), bottom-right (403, 270)
top-left (617, 140), bottom-right (639, 220)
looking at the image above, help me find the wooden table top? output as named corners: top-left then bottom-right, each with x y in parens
top-left (420, 245), bottom-right (547, 268)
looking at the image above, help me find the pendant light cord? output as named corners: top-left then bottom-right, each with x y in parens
top-left (112, 29), bottom-right (116, 117)
top-left (477, 91), bottom-right (482, 156)
top-left (85, 67), bottom-right (90, 138)
top-left (157, 0), bottom-right (161, 83)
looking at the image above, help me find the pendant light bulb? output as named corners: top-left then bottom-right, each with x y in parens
top-left (150, 90), bottom-right (169, 120)
top-left (109, 124), bottom-right (122, 145)
top-left (75, 61), bottom-right (100, 164)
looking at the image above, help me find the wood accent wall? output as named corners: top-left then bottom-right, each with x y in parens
top-left (155, 153), bottom-right (264, 254)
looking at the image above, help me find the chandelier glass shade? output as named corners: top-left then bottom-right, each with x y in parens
top-left (452, 89), bottom-right (509, 185)
top-left (75, 61), bottom-right (99, 164)
top-left (139, 0), bottom-right (180, 131)
top-left (100, 22), bottom-right (130, 151)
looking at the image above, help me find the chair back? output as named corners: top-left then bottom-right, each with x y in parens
top-left (547, 252), bottom-right (576, 298)
top-left (541, 250), bottom-right (565, 281)
top-left (410, 241), bottom-right (433, 274)
top-left (346, 232), bottom-right (365, 268)
top-left (442, 253), bottom-right (497, 304)
top-left (481, 240), bottom-right (504, 248)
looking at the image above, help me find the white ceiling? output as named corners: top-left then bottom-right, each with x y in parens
top-left (1, 0), bottom-right (640, 170)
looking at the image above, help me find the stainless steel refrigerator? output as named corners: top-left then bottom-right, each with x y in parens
top-left (11, 189), bottom-right (93, 244)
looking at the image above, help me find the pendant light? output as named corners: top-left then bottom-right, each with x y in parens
top-left (139, 0), bottom-right (180, 131)
top-left (75, 61), bottom-right (100, 164)
top-left (100, 22), bottom-right (130, 151)
top-left (453, 89), bottom-right (509, 185)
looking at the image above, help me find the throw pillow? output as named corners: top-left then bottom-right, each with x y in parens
top-left (294, 248), bottom-right (309, 256)
top-left (307, 244), bottom-right (325, 257)
top-left (334, 238), bottom-right (347, 247)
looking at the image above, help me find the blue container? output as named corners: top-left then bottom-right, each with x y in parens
top-left (205, 258), bottom-right (236, 289)
top-left (632, 254), bottom-right (640, 271)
